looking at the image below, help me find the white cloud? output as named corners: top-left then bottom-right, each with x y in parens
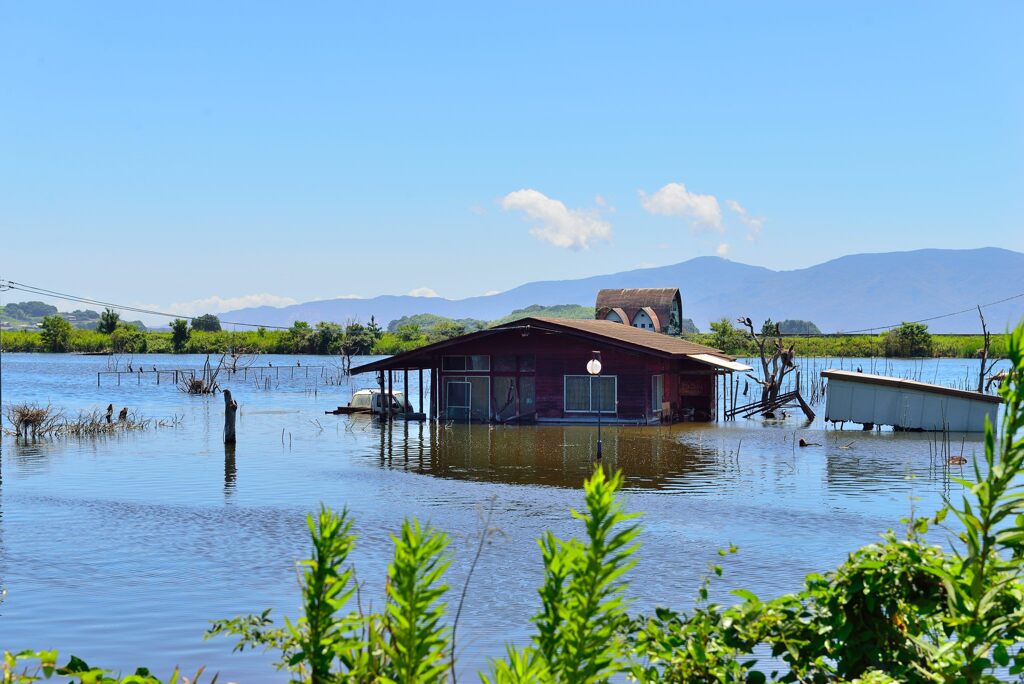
top-left (639, 182), bottom-right (722, 230)
top-left (483, 290), bottom-right (501, 296)
top-left (725, 199), bottom-right (765, 240)
top-left (715, 243), bottom-right (730, 257)
top-left (159, 293), bottom-right (298, 317)
top-left (501, 189), bottom-right (612, 250)
top-left (408, 287), bottom-right (439, 297)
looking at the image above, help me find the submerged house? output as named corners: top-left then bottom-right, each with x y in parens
top-left (350, 317), bottom-right (750, 424)
top-left (595, 288), bottom-right (683, 335)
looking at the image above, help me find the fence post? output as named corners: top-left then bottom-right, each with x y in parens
top-left (224, 389), bottom-right (238, 444)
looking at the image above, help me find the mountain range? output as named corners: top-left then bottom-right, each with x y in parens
top-left (221, 247), bottom-right (1024, 334)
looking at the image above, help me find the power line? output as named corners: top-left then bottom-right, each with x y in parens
top-left (1, 280), bottom-right (293, 330)
top-left (2, 278), bottom-right (1023, 338)
top-left (834, 291), bottom-right (1024, 335)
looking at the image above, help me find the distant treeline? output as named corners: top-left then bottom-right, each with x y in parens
top-left (1, 309), bottom-right (1006, 359)
top-left (0, 300), bottom-right (148, 331)
top-left (0, 304), bottom-right (596, 356)
top-left (691, 318), bottom-right (1008, 359)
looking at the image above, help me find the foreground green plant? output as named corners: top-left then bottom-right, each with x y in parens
top-left (1, 651), bottom-right (204, 684)
top-left (206, 507), bottom-right (451, 683)
top-left (485, 467), bottom-right (640, 684)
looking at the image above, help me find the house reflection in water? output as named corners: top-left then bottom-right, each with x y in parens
top-left (368, 418), bottom-right (741, 490)
top-left (364, 417), bottom-right (979, 494)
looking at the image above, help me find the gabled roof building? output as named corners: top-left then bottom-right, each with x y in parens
top-left (595, 288), bottom-right (683, 335)
top-left (350, 317), bottom-right (750, 424)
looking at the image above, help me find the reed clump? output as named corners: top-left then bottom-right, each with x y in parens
top-left (3, 403), bottom-right (175, 438)
top-left (4, 402), bottom-right (63, 437)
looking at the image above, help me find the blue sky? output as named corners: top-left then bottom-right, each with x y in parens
top-left (2, 2), bottom-right (1021, 317)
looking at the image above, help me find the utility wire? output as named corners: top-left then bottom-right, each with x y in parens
top-left (834, 291), bottom-right (1024, 335)
top-left (2, 278), bottom-right (1023, 337)
top-left (1, 280), bottom-right (293, 330)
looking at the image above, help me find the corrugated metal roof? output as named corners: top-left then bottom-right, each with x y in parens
top-left (821, 369), bottom-right (1002, 404)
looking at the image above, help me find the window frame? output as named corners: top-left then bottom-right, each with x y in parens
top-left (446, 380), bottom-right (472, 410)
top-left (442, 355), bottom-right (490, 372)
top-left (563, 374), bottom-right (618, 414)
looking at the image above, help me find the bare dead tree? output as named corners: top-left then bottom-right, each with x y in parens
top-left (976, 305), bottom-right (1000, 393)
top-left (738, 317), bottom-right (797, 408)
top-left (178, 353), bottom-right (228, 394)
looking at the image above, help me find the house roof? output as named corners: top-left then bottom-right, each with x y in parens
top-left (821, 369), bottom-right (1002, 404)
top-left (350, 316), bottom-right (748, 375)
top-left (507, 318), bottom-right (722, 356)
top-left (595, 288), bottom-right (680, 329)
top-left (596, 288), bottom-right (679, 311)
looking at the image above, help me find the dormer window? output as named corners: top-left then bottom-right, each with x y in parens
top-left (632, 309), bottom-right (654, 330)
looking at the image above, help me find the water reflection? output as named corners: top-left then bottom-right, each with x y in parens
top-left (365, 418), bottom-right (756, 490)
top-left (359, 416), bottom-right (987, 498)
top-left (224, 443), bottom-right (237, 497)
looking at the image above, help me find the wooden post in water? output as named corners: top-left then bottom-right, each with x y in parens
top-left (378, 370), bottom-right (386, 416)
top-left (223, 389), bottom-right (238, 444)
top-left (403, 368), bottom-right (409, 412)
top-left (418, 368), bottom-right (424, 414)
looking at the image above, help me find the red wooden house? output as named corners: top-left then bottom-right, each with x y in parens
top-left (350, 317), bottom-right (751, 424)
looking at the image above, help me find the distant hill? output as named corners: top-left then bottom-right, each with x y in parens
top-left (220, 248), bottom-right (1024, 334)
top-left (490, 304), bottom-right (595, 326)
top-left (0, 301), bottom-right (147, 331)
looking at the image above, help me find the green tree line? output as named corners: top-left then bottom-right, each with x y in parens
top-left (697, 318), bottom-right (1009, 359)
top-left (1, 312), bottom-right (1010, 359)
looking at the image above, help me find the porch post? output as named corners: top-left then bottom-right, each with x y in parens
top-left (387, 370), bottom-right (393, 419)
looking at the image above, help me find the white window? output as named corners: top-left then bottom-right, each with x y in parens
top-left (632, 309), bottom-right (654, 330)
top-left (604, 310), bottom-right (623, 323)
top-left (652, 375), bottom-right (664, 413)
top-left (564, 375), bottom-right (617, 413)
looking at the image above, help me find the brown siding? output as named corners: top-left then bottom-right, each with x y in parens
top-left (387, 327), bottom-right (719, 424)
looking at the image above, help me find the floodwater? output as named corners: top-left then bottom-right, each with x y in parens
top-left (0, 353), bottom-right (1011, 680)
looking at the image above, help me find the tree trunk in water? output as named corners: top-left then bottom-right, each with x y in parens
top-left (224, 389), bottom-right (238, 444)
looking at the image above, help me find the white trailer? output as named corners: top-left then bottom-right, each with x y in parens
top-left (821, 369), bottom-right (1001, 432)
